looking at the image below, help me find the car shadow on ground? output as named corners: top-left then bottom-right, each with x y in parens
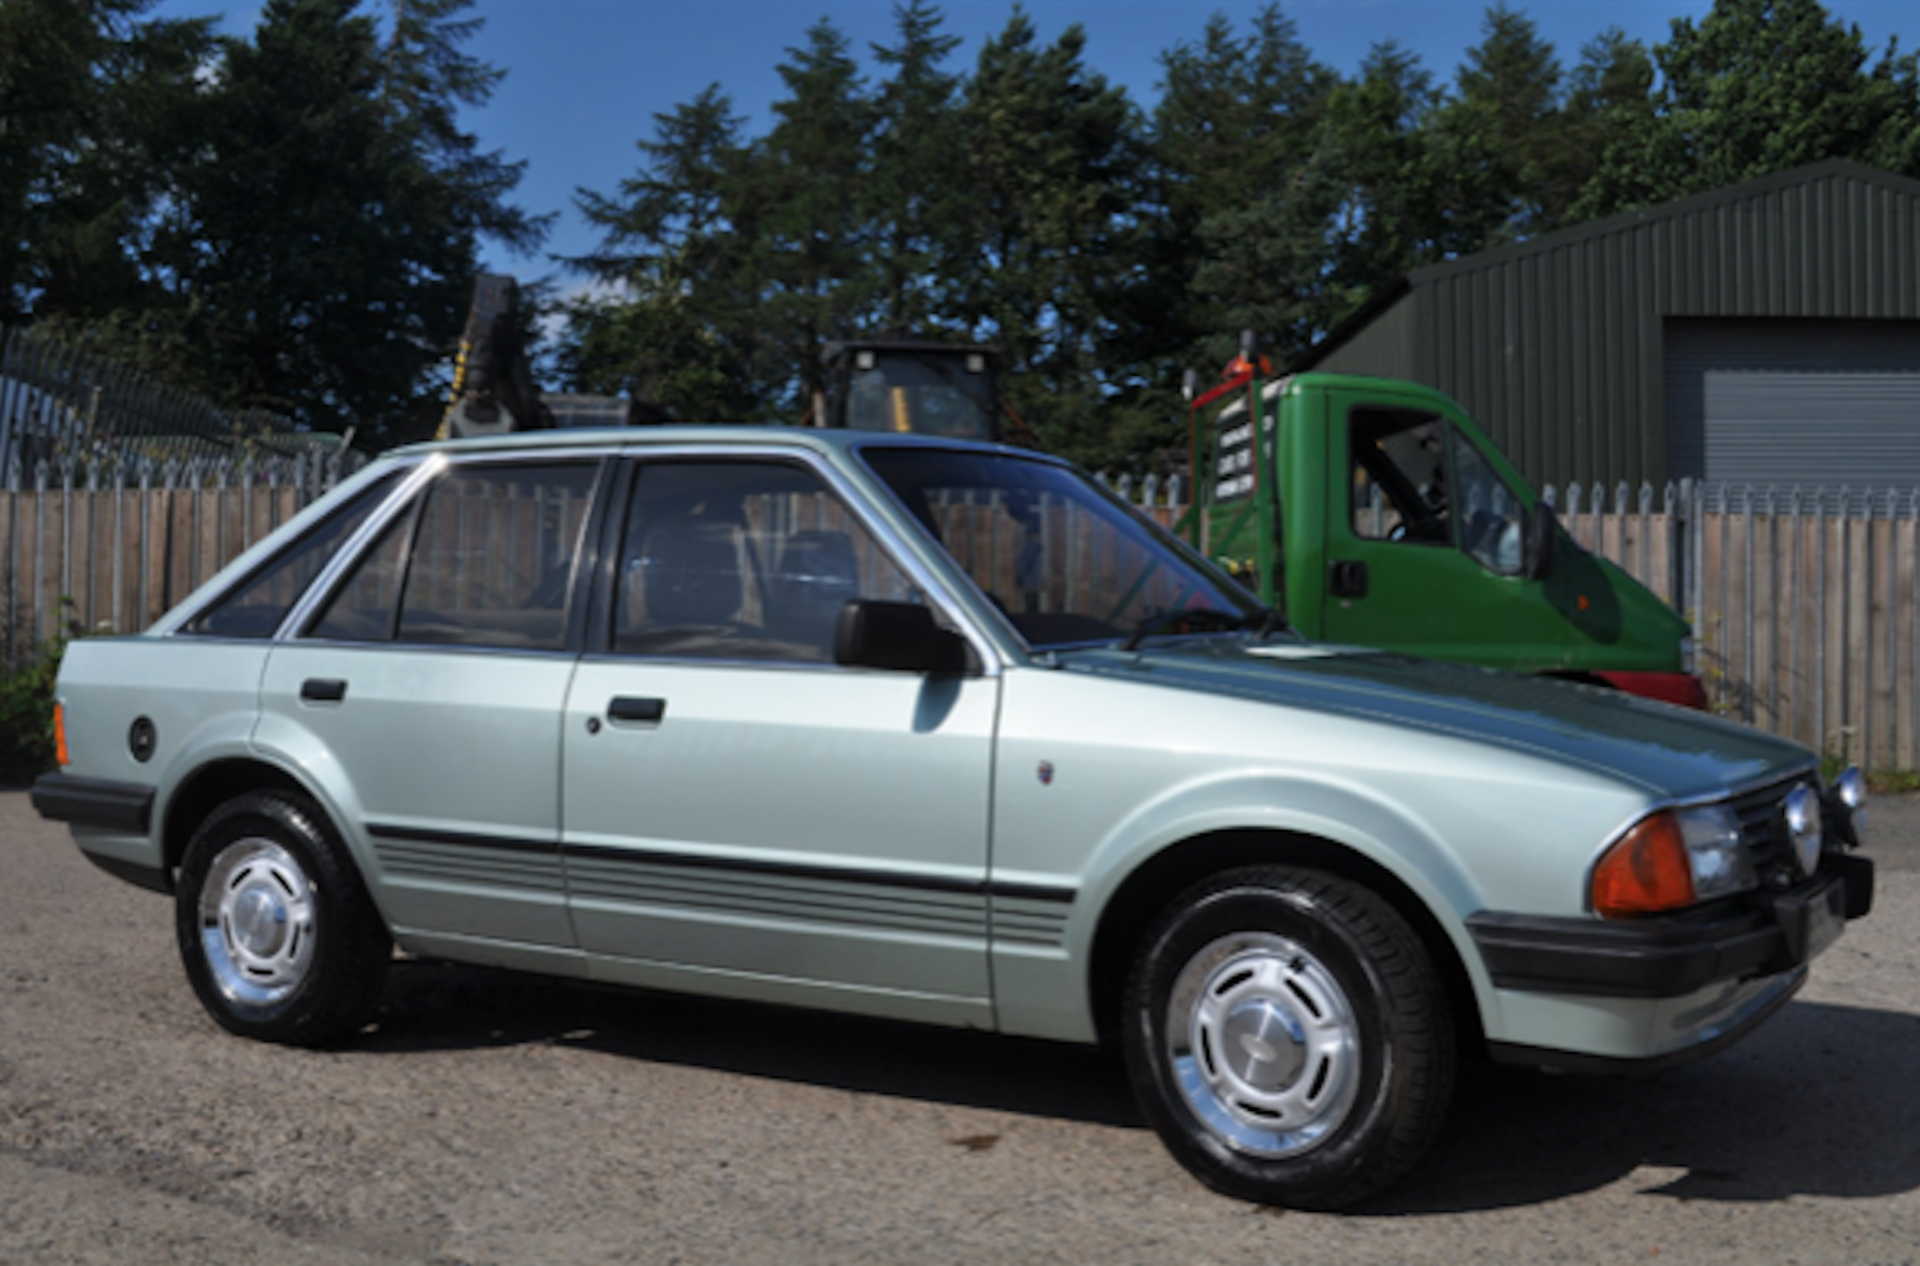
top-left (1374, 998), bottom-right (1920, 1214)
top-left (354, 962), bottom-right (1920, 1211)
top-left (356, 957), bottom-right (1143, 1129)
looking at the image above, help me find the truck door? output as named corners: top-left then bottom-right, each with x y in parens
top-left (1319, 394), bottom-right (1561, 668)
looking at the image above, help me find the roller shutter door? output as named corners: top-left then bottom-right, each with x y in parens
top-left (1664, 319), bottom-right (1920, 486)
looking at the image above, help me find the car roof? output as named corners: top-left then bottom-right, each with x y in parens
top-left (385, 424), bottom-right (1050, 464)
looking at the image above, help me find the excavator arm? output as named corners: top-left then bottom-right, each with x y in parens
top-left (440, 274), bottom-right (553, 440)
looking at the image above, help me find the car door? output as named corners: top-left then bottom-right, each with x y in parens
top-left (256, 456), bottom-right (602, 966)
top-left (560, 453), bottom-right (998, 1027)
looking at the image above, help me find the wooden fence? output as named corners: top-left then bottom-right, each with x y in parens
top-left (6, 461), bottom-right (1918, 773)
top-left (1112, 475), bottom-right (1920, 773)
top-left (1, 456), bottom-right (358, 671)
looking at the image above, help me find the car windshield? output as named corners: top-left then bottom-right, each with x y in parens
top-left (859, 446), bottom-right (1260, 649)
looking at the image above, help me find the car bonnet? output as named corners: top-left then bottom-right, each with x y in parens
top-left (1051, 638), bottom-right (1811, 801)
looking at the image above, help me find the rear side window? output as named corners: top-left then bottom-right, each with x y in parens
top-left (306, 460), bottom-right (599, 651)
top-left (181, 469), bottom-right (406, 639)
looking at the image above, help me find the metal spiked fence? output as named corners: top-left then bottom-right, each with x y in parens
top-left (1, 325), bottom-right (327, 481)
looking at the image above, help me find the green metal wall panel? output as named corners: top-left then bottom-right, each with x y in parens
top-left (1310, 289), bottom-right (1419, 380)
top-left (1303, 161), bottom-right (1920, 488)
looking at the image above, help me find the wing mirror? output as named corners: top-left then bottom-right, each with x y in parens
top-left (834, 600), bottom-right (972, 674)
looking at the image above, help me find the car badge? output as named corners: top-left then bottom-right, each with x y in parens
top-left (1037, 761), bottom-right (1055, 786)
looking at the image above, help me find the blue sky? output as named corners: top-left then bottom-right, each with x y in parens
top-left (151, 0), bottom-right (1914, 280)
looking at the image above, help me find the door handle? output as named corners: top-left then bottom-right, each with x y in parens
top-left (1328, 559), bottom-right (1369, 599)
top-left (607, 696), bottom-right (666, 724)
top-left (300, 678), bottom-right (348, 703)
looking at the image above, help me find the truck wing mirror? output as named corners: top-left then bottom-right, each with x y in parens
top-left (1522, 504), bottom-right (1557, 581)
top-left (834, 600), bottom-right (972, 674)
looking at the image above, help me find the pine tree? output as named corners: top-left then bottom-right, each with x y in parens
top-left (0, 0), bottom-right (212, 323)
top-left (568, 86), bottom-right (762, 420)
top-left (1429, 4), bottom-right (1565, 243)
top-left (1153, 5), bottom-right (1338, 374)
top-left (1322, 42), bottom-right (1442, 311)
top-left (151, 0), bottom-right (540, 437)
top-left (1575, 0), bottom-right (1920, 216)
top-left (869, 0), bottom-right (966, 335)
top-left (954, 10), bottom-right (1149, 460)
top-left (755, 19), bottom-right (878, 414)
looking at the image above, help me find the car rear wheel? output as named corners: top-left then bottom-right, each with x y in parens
top-left (1122, 865), bottom-right (1454, 1209)
top-left (175, 792), bottom-right (391, 1046)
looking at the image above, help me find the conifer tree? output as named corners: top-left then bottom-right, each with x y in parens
top-left (568, 85), bottom-right (760, 420)
top-left (0, 0), bottom-right (211, 323)
top-left (869, 0), bottom-right (966, 335)
top-left (954, 10), bottom-right (1148, 458)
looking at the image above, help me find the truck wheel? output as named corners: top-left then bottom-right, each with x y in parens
top-left (1122, 866), bottom-right (1454, 1210)
top-left (175, 792), bottom-right (391, 1047)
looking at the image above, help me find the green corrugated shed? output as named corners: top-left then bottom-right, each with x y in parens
top-left (1295, 160), bottom-right (1920, 488)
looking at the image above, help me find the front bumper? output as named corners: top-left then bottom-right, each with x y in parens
top-left (1467, 854), bottom-right (1872, 1001)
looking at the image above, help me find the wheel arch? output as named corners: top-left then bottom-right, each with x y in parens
top-left (161, 758), bottom-right (329, 876)
top-left (1087, 828), bottom-right (1483, 1055)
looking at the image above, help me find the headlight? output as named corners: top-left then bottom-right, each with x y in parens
top-left (1830, 766), bottom-right (1868, 844)
top-left (1591, 804), bottom-right (1755, 917)
top-left (1782, 784), bottom-right (1822, 877)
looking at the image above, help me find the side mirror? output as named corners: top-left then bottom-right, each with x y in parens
top-left (1521, 504), bottom-right (1557, 581)
top-left (834, 600), bottom-right (971, 674)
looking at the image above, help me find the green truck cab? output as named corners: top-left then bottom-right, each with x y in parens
top-left (1189, 363), bottom-right (1706, 708)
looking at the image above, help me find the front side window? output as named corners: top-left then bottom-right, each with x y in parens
top-left (1450, 430), bottom-right (1524, 575)
top-left (305, 461), bottom-right (597, 650)
top-left (182, 468), bottom-right (406, 639)
top-left (1350, 408), bottom-right (1450, 545)
top-left (860, 446), bottom-right (1255, 649)
top-left (614, 459), bottom-right (916, 663)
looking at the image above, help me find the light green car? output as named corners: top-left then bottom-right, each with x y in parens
top-left (33, 428), bottom-right (1873, 1209)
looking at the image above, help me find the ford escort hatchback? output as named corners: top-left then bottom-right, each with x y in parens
top-left (34, 427), bottom-right (1873, 1209)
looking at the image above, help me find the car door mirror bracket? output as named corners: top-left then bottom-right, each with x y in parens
top-left (834, 600), bottom-right (973, 674)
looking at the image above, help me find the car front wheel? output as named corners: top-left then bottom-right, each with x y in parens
top-left (175, 792), bottom-right (391, 1046)
top-left (1122, 865), bottom-right (1455, 1209)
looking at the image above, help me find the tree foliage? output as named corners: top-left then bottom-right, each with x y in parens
top-left (1576, 0), bottom-right (1920, 216)
top-left (8, 0), bottom-right (1919, 468)
top-left (2, 0), bottom-right (541, 441)
top-left (0, 0), bottom-right (213, 324)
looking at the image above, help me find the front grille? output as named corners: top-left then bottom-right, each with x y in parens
top-left (1728, 773), bottom-right (1818, 889)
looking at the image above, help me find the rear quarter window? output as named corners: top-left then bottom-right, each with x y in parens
top-left (306, 460), bottom-right (599, 651)
top-left (180, 469), bottom-right (407, 639)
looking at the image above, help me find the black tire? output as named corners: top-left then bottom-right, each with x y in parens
top-left (1121, 865), bottom-right (1455, 1210)
top-left (174, 792), bottom-right (391, 1046)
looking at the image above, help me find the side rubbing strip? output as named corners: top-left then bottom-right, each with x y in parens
top-left (366, 823), bottom-right (560, 856)
top-left (561, 842), bottom-right (1077, 906)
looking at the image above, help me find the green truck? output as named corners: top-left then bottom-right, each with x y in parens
top-left (1183, 352), bottom-right (1706, 708)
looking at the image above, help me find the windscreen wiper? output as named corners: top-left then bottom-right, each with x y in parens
top-left (1122, 607), bottom-right (1274, 652)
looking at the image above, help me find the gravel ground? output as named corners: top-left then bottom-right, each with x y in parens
top-left (4, 789), bottom-right (1917, 1265)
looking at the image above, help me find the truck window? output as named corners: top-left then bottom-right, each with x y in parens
top-left (1350, 409), bottom-right (1450, 545)
top-left (1450, 431), bottom-right (1524, 575)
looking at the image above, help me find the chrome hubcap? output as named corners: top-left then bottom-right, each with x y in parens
top-left (199, 838), bottom-right (316, 1007)
top-left (1167, 932), bottom-right (1361, 1158)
